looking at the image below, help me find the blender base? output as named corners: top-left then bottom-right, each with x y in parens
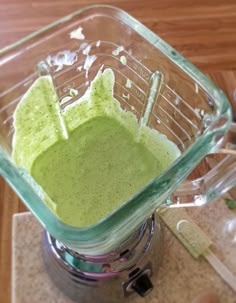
top-left (12, 210), bottom-right (235, 303)
top-left (41, 214), bottom-right (163, 302)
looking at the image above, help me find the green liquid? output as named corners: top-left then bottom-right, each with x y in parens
top-left (12, 69), bottom-right (180, 227)
top-left (31, 116), bottom-right (163, 226)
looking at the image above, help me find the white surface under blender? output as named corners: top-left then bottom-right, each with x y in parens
top-left (12, 207), bottom-right (235, 303)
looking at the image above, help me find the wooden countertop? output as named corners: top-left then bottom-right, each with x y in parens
top-left (0, 1), bottom-right (236, 302)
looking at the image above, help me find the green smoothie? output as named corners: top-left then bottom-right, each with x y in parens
top-left (12, 68), bottom-right (180, 227)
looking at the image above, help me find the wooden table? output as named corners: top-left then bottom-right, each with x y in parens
top-left (0, 1), bottom-right (236, 302)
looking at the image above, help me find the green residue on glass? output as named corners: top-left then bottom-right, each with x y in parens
top-left (225, 198), bottom-right (236, 210)
top-left (12, 76), bottom-right (68, 171)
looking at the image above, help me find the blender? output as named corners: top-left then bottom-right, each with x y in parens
top-left (0, 5), bottom-right (236, 302)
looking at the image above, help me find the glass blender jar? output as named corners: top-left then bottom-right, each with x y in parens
top-left (0, 5), bottom-right (236, 302)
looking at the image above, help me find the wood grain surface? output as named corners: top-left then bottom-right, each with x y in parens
top-left (0, 1), bottom-right (236, 302)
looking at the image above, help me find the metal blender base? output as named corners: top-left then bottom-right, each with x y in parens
top-left (42, 214), bottom-right (164, 303)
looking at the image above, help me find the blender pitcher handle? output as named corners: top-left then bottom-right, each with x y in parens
top-left (169, 123), bottom-right (236, 207)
